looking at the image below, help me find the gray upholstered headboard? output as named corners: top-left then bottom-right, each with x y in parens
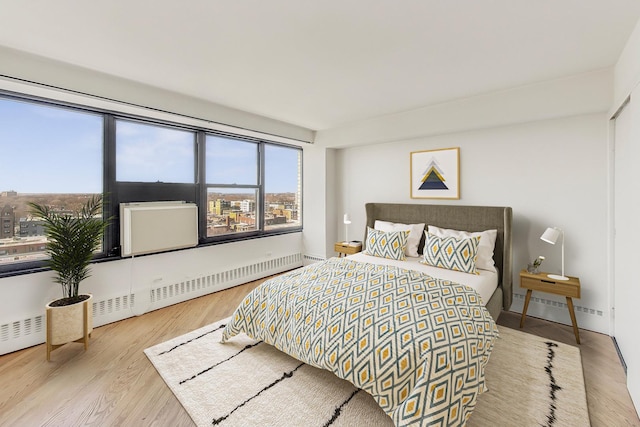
top-left (365, 203), bottom-right (513, 314)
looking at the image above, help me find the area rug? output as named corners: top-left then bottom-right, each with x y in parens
top-left (144, 319), bottom-right (590, 426)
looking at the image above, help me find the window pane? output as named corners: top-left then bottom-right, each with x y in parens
top-left (206, 188), bottom-right (258, 237)
top-left (206, 135), bottom-right (258, 185)
top-left (264, 144), bottom-right (302, 231)
top-left (0, 97), bottom-right (103, 267)
top-left (116, 119), bottom-right (195, 183)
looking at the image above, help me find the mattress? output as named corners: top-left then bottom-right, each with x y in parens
top-left (347, 252), bottom-right (498, 305)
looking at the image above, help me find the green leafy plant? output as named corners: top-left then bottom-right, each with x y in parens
top-left (533, 255), bottom-right (545, 268)
top-left (28, 195), bottom-right (110, 304)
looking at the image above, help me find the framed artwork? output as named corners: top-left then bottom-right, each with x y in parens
top-left (410, 147), bottom-right (460, 199)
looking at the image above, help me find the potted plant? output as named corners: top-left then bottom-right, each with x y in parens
top-left (28, 194), bottom-right (110, 360)
top-left (527, 255), bottom-right (545, 274)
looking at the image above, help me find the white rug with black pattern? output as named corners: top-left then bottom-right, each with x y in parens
top-left (144, 319), bottom-right (590, 426)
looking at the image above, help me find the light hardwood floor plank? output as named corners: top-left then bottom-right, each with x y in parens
top-left (0, 278), bottom-right (638, 426)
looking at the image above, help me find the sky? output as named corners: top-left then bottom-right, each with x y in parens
top-left (0, 97), bottom-right (300, 194)
top-left (0, 98), bottom-right (102, 193)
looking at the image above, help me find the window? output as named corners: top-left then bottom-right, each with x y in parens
top-left (0, 92), bottom-right (303, 274)
top-left (204, 135), bottom-right (302, 239)
top-left (0, 96), bottom-right (103, 268)
top-left (264, 144), bottom-right (302, 231)
top-left (205, 135), bottom-right (259, 238)
top-left (116, 119), bottom-right (195, 183)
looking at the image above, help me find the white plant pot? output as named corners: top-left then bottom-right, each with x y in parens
top-left (45, 294), bottom-right (93, 361)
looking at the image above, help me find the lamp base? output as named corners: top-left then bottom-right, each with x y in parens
top-left (547, 274), bottom-right (569, 281)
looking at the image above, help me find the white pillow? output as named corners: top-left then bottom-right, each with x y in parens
top-left (374, 220), bottom-right (425, 258)
top-left (427, 225), bottom-right (497, 272)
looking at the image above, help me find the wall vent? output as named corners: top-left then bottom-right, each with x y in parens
top-left (513, 293), bottom-right (603, 316)
top-left (95, 294), bottom-right (134, 317)
top-left (303, 254), bottom-right (325, 265)
top-left (147, 254), bottom-right (302, 304)
top-left (1, 253), bottom-right (302, 355)
top-left (0, 315), bottom-right (44, 343)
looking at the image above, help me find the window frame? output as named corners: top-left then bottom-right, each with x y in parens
top-left (0, 91), bottom-right (303, 277)
top-left (203, 133), bottom-right (262, 241)
top-left (263, 142), bottom-right (303, 233)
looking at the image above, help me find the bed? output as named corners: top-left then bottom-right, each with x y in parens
top-left (222, 203), bottom-right (513, 426)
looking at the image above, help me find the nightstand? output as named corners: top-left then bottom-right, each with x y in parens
top-left (519, 270), bottom-right (581, 344)
top-left (334, 242), bottom-right (362, 257)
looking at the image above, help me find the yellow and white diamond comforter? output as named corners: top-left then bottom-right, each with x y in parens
top-left (221, 257), bottom-right (498, 426)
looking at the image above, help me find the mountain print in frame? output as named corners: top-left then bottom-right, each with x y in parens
top-left (410, 147), bottom-right (460, 199)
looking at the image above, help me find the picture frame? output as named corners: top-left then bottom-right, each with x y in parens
top-left (410, 147), bottom-right (460, 199)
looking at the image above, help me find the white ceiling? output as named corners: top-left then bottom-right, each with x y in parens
top-left (1, 1), bottom-right (639, 131)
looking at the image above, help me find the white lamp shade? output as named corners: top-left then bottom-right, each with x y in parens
top-left (343, 213), bottom-right (351, 243)
top-left (540, 227), bottom-right (561, 244)
top-left (540, 226), bottom-right (569, 280)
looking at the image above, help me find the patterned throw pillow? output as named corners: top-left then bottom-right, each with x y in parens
top-left (363, 227), bottom-right (409, 261)
top-left (428, 225), bottom-right (497, 272)
top-left (421, 232), bottom-right (481, 274)
top-left (374, 220), bottom-right (425, 258)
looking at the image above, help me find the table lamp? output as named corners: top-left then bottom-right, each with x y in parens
top-left (343, 213), bottom-right (351, 243)
top-left (540, 227), bottom-right (569, 280)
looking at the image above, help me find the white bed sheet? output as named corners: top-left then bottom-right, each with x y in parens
top-left (346, 252), bottom-right (498, 305)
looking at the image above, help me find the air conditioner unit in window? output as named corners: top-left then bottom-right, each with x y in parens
top-left (120, 201), bottom-right (198, 257)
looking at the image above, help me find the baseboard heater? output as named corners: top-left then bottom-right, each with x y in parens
top-left (120, 201), bottom-right (198, 257)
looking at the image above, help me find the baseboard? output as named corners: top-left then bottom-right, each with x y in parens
top-left (612, 336), bottom-right (628, 375)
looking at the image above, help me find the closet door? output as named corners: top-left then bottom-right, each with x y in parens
top-left (614, 93), bottom-right (640, 410)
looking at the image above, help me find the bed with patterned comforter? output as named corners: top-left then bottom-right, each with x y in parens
top-left (221, 257), bottom-right (499, 426)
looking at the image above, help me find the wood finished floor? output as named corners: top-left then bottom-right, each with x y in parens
top-left (0, 277), bottom-right (638, 426)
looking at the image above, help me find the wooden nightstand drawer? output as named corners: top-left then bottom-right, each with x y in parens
top-left (521, 276), bottom-right (580, 298)
top-left (334, 242), bottom-right (362, 257)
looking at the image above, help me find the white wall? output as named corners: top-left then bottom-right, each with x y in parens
top-left (1, 233), bottom-right (302, 318)
top-left (612, 15), bottom-right (640, 416)
top-left (0, 233), bottom-right (303, 354)
top-left (614, 18), bottom-right (640, 110)
top-left (302, 144), bottom-right (337, 261)
top-left (334, 113), bottom-right (610, 334)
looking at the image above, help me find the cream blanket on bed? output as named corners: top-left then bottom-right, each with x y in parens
top-left (222, 257), bottom-right (498, 426)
